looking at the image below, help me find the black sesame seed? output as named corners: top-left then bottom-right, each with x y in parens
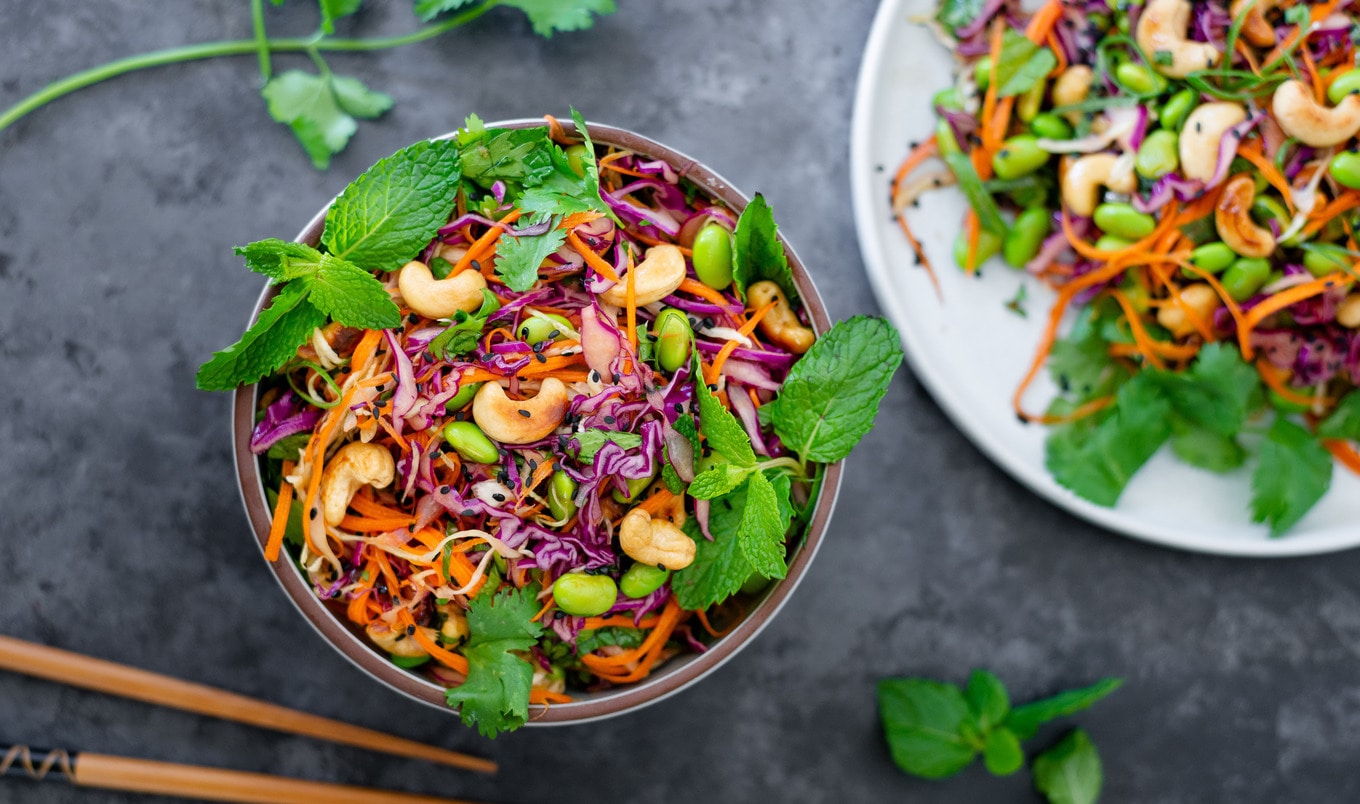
top-left (309, 507), bottom-right (318, 520)
top-left (673, 403), bottom-right (683, 413)
top-left (603, 415), bottom-right (616, 424)
top-left (518, 408), bottom-right (532, 417)
top-left (471, 259), bottom-right (482, 271)
top-left (589, 370), bottom-right (601, 382)
top-left (612, 373), bottom-right (621, 383)
top-left (492, 493), bottom-right (506, 502)
top-left (407, 313), bottom-right (419, 325)
top-left (536, 353), bottom-right (547, 363)
top-left (439, 485), bottom-right (450, 494)
top-left (406, 625), bottom-right (416, 636)
top-left (549, 330), bottom-right (560, 339)
top-left (462, 508), bottom-right (476, 516)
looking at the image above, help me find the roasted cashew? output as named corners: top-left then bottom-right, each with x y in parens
top-left (1338, 294), bottom-right (1360, 328)
top-left (1060, 154), bottom-right (1137, 217)
top-left (1157, 283), bottom-right (1222, 337)
top-left (618, 508), bottom-right (696, 571)
top-left (1051, 66), bottom-right (1094, 124)
top-left (366, 621), bottom-right (433, 659)
top-left (438, 602), bottom-right (470, 644)
top-left (747, 280), bottom-right (815, 354)
top-left (1214, 175), bottom-right (1276, 258)
top-left (1272, 80), bottom-right (1360, 148)
top-left (397, 259), bottom-right (488, 320)
top-left (1136, 0), bottom-right (1221, 78)
top-left (599, 244), bottom-right (687, 306)
top-left (319, 441), bottom-right (396, 526)
top-left (1229, 0), bottom-right (1278, 47)
top-left (471, 378), bottom-right (569, 445)
top-left (1178, 102), bottom-right (1247, 180)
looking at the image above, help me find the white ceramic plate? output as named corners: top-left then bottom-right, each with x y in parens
top-left (850, 0), bottom-right (1360, 555)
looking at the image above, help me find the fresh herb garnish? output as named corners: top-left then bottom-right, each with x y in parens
top-left (1032, 729), bottom-right (1104, 804)
top-left (495, 219), bottom-right (569, 292)
top-left (1252, 417), bottom-right (1333, 536)
top-left (427, 289), bottom-right (501, 361)
top-left (733, 194), bottom-right (799, 300)
top-left (444, 585), bottom-right (544, 738)
top-left (671, 469), bottom-right (792, 609)
top-left (572, 429), bottom-right (644, 461)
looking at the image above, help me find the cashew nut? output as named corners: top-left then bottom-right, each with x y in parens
top-left (437, 602), bottom-right (469, 644)
top-left (1214, 175), bottom-right (1276, 258)
top-left (397, 259), bottom-right (488, 320)
top-left (1136, 0), bottom-right (1221, 78)
top-left (1060, 154), bottom-right (1138, 217)
top-left (1229, 0), bottom-right (1278, 47)
top-left (747, 280), bottom-right (815, 354)
top-left (471, 378), bottom-right (569, 444)
top-left (1051, 66), bottom-right (1094, 124)
top-left (1178, 102), bottom-right (1247, 180)
top-left (319, 441), bottom-right (396, 526)
top-left (365, 621), bottom-right (433, 659)
top-left (1338, 294), bottom-right (1360, 328)
top-left (1272, 80), bottom-right (1360, 148)
top-left (1157, 283), bottom-right (1222, 337)
top-left (599, 244), bottom-right (686, 306)
top-left (617, 508), bottom-right (696, 571)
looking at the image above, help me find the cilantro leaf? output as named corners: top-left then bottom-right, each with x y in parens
top-left (322, 139), bottom-right (462, 272)
top-left (1032, 729), bottom-right (1103, 804)
top-left (688, 464), bottom-right (751, 500)
top-left (413, 0), bottom-right (477, 22)
top-left (329, 74), bottom-right (394, 119)
top-left (1318, 389), bottom-right (1360, 440)
top-left (427, 289), bottom-right (501, 360)
top-left (1169, 416), bottom-right (1246, 472)
top-left (261, 70), bottom-right (390, 170)
top-left (733, 194), bottom-right (798, 300)
top-left (319, 0), bottom-right (363, 33)
top-left (693, 356), bottom-right (757, 467)
top-left (877, 678), bottom-right (981, 779)
top-left (502, 0), bottom-right (616, 36)
top-left (1047, 307), bottom-right (1118, 399)
top-left (767, 316), bottom-right (903, 463)
top-left (306, 254), bottom-right (402, 329)
top-left (495, 221), bottom-right (567, 291)
top-left (983, 728), bottom-right (1025, 776)
top-left (1004, 678), bottom-right (1123, 740)
top-left (460, 127), bottom-right (556, 191)
top-left (572, 429), bottom-right (643, 461)
top-left (1045, 373), bottom-right (1171, 506)
top-left (1148, 342), bottom-right (1261, 437)
top-left (196, 282), bottom-right (327, 391)
top-left (1251, 417), bottom-right (1332, 536)
top-left (444, 586), bottom-right (543, 738)
top-left (736, 472), bottom-right (791, 579)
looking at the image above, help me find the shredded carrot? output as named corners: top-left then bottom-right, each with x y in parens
top-left (1256, 359), bottom-right (1330, 407)
top-left (529, 689), bottom-right (573, 705)
top-left (695, 607), bottom-right (737, 639)
top-left (454, 210), bottom-right (523, 276)
top-left (1239, 273), bottom-right (1354, 359)
top-left (1236, 141), bottom-right (1296, 215)
top-left (264, 462), bottom-right (295, 562)
top-left (889, 137), bottom-right (943, 298)
top-left (530, 596), bottom-right (556, 623)
top-left (625, 249), bottom-right (638, 351)
top-left (1324, 439), bottom-right (1360, 475)
top-left (1108, 291), bottom-right (1169, 370)
top-left (567, 231), bottom-right (621, 282)
top-left (980, 20), bottom-right (1005, 152)
top-left (406, 619), bottom-right (470, 676)
top-left (583, 615), bottom-right (660, 630)
top-left (706, 300), bottom-right (776, 384)
top-left (1301, 46), bottom-right (1325, 103)
top-left (1024, 0), bottom-right (1065, 43)
top-left (1045, 30), bottom-right (1068, 75)
top-left (631, 228), bottom-right (693, 254)
top-left (558, 210), bottom-right (604, 231)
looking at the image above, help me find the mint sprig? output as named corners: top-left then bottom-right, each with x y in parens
top-left (733, 194), bottom-right (799, 300)
top-left (1032, 729), bottom-right (1104, 804)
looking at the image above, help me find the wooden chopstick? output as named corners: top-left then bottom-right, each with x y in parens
top-left (2, 744), bottom-right (484, 804)
top-left (0, 635), bottom-right (495, 775)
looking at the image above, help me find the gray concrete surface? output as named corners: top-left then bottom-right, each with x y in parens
top-left (2, 1), bottom-right (1359, 802)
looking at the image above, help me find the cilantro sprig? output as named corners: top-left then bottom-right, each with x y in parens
top-left (444, 585), bottom-right (544, 738)
top-left (0, 1), bottom-right (616, 168)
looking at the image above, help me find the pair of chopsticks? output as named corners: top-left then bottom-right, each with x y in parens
top-left (0, 635), bottom-right (492, 803)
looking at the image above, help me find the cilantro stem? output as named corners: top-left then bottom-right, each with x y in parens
top-left (0, 1), bottom-right (500, 135)
top-left (250, 0), bottom-right (272, 81)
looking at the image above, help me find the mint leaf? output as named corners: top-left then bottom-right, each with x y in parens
top-left (235, 239), bottom-right (325, 282)
top-left (688, 464), bottom-right (751, 500)
top-left (261, 70), bottom-right (358, 169)
top-left (1149, 342), bottom-right (1261, 437)
top-left (694, 356), bottom-right (757, 467)
top-left (1169, 416), bottom-right (1246, 472)
top-left (736, 472), bottom-right (791, 579)
top-left (444, 586), bottom-right (543, 738)
top-left (733, 194), bottom-right (797, 300)
top-left (319, 0), bottom-right (362, 33)
top-left (572, 429), bottom-right (643, 462)
top-left (1005, 678), bottom-right (1123, 740)
top-left (1318, 390), bottom-right (1360, 440)
top-left (767, 316), bottom-right (903, 463)
top-left (673, 477), bottom-right (780, 609)
top-left (983, 727), bottom-right (1025, 776)
top-left (1033, 729), bottom-right (1103, 804)
top-left (196, 282), bottom-right (327, 391)
top-left (495, 221), bottom-right (567, 292)
top-left (322, 139), bottom-right (462, 272)
top-left (995, 30), bottom-right (1056, 97)
top-left (1251, 417), bottom-right (1332, 536)
top-left (307, 254), bottom-right (401, 329)
top-left (502, 0), bottom-right (616, 36)
top-left (877, 678), bottom-right (980, 779)
top-left (964, 669), bottom-right (1010, 733)
top-left (1046, 374), bottom-right (1171, 506)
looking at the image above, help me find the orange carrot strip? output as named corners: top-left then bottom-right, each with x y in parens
top-left (582, 615), bottom-right (660, 630)
top-left (677, 277), bottom-right (737, 309)
top-left (1236, 141), bottom-right (1296, 215)
top-left (1239, 273), bottom-right (1354, 359)
top-left (454, 210), bottom-right (524, 275)
top-left (890, 137), bottom-right (943, 297)
top-left (559, 210), bottom-right (605, 231)
top-left (706, 300), bottom-right (777, 384)
top-left (1025, 0), bottom-right (1064, 42)
top-left (625, 250), bottom-right (638, 351)
top-left (1324, 439), bottom-right (1360, 475)
top-left (264, 463), bottom-right (296, 562)
top-left (566, 231), bottom-right (620, 282)
top-left (530, 689), bottom-right (574, 705)
top-left (1256, 359), bottom-right (1330, 407)
top-left (406, 620), bottom-right (470, 675)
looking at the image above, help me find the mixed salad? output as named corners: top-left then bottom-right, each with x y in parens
top-left (895, 0), bottom-right (1360, 534)
top-left (200, 112), bottom-right (902, 736)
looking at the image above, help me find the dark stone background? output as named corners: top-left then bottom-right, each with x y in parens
top-left (2, 2), bottom-right (1358, 802)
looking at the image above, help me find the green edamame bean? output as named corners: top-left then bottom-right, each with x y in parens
top-left (1330, 151), bottom-right (1360, 190)
top-left (932, 87), bottom-right (962, 110)
top-left (654, 308), bottom-right (694, 372)
top-left (973, 56), bottom-right (992, 89)
top-left (1221, 257), bottom-right (1271, 301)
top-left (547, 470), bottom-right (578, 523)
top-left (620, 564), bottom-right (670, 598)
top-left (1003, 207), bottom-right (1052, 267)
top-left (1303, 248), bottom-right (1349, 277)
top-left (445, 381), bottom-right (483, 413)
top-left (936, 119), bottom-right (962, 157)
top-left (1136, 130), bottom-right (1180, 179)
top-left (1189, 242), bottom-right (1237, 273)
top-left (442, 421), bottom-right (499, 464)
top-left (565, 144), bottom-right (590, 178)
top-left (740, 571), bottom-right (771, 595)
top-left (1030, 113), bottom-right (1073, 140)
top-left (1115, 62), bottom-right (1168, 96)
top-left (992, 136), bottom-right (1051, 180)
top-left (612, 471), bottom-right (656, 503)
top-left (391, 654), bottom-right (431, 669)
top-left (953, 227), bottom-right (1003, 268)
top-left (1251, 195), bottom-right (1290, 227)
top-left (1094, 203), bottom-right (1156, 240)
top-left (1018, 79), bottom-right (1046, 122)
top-left (1094, 234), bottom-right (1132, 251)
top-left (1327, 69), bottom-right (1360, 105)
top-left (1160, 89), bottom-right (1197, 132)
top-left (552, 573), bottom-right (618, 617)
top-left (517, 312), bottom-right (573, 344)
top-left (691, 222), bottom-right (734, 289)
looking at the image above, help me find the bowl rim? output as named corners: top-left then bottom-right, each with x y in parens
top-left (232, 119), bottom-right (844, 725)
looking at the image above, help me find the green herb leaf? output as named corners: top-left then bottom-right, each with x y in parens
top-left (688, 464), bottom-right (751, 500)
top-left (515, 115), bottom-right (608, 218)
top-left (964, 669), bottom-right (1010, 733)
top-left (673, 476), bottom-right (786, 609)
top-left (572, 429), bottom-right (643, 462)
top-left (1005, 678), bottom-right (1123, 740)
top-left (936, 0), bottom-right (985, 32)
top-left (413, 0), bottom-right (477, 22)
top-left (460, 127), bottom-right (556, 191)
top-left (661, 461), bottom-right (685, 493)
top-left (196, 282), bottom-right (327, 391)
top-left (319, 0), bottom-right (363, 33)
top-left (495, 219), bottom-right (568, 291)
top-left (329, 74), bottom-right (394, 119)
top-left (1169, 416), bottom-right (1247, 472)
top-left (261, 70), bottom-right (390, 169)
top-left (306, 253), bottom-right (402, 329)
top-left (737, 472), bottom-right (791, 579)
top-left (444, 586), bottom-right (544, 738)
top-left (501, 0), bottom-right (616, 36)
top-left (1005, 284), bottom-right (1029, 318)
top-left (1148, 342), bottom-right (1262, 437)
top-left (322, 139), bottom-right (462, 272)
top-left (1251, 417), bottom-right (1333, 536)
top-left (1033, 729), bottom-right (1104, 804)
top-left (236, 239), bottom-right (325, 282)
top-left (429, 255), bottom-right (456, 280)
top-left (1318, 390), bottom-right (1360, 440)
top-left (997, 31), bottom-right (1057, 97)
top-left (767, 316), bottom-right (903, 463)
top-left (1048, 307), bottom-right (1118, 400)
top-left (1046, 374), bottom-right (1171, 506)
top-left (266, 433), bottom-right (312, 461)
top-left (944, 152), bottom-right (1008, 237)
top-left (694, 356), bottom-right (757, 467)
top-left (877, 678), bottom-right (981, 779)
top-left (732, 194), bottom-right (798, 300)
top-left (983, 727), bottom-right (1025, 776)
top-left (574, 625), bottom-right (645, 655)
